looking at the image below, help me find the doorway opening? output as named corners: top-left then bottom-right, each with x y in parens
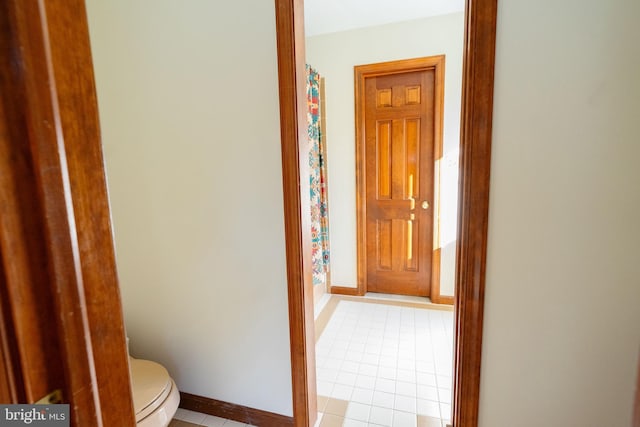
top-left (274, 0), bottom-right (497, 426)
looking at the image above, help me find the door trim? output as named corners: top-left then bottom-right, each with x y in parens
top-left (274, 0), bottom-right (497, 425)
top-left (273, 1), bottom-right (317, 426)
top-left (452, 0), bottom-right (497, 424)
top-left (354, 55), bottom-right (445, 298)
top-left (0, 0), bottom-right (135, 424)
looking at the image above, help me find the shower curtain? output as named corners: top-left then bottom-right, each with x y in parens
top-left (307, 65), bottom-right (330, 286)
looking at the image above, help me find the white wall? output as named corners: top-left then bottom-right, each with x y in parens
top-left (305, 13), bottom-right (464, 295)
top-left (86, 1), bottom-right (293, 416)
top-left (480, 0), bottom-right (640, 425)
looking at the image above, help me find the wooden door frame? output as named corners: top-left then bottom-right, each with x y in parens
top-left (351, 55), bottom-right (445, 300)
top-left (274, 0), bottom-right (497, 426)
top-left (634, 352), bottom-right (640, 427)
top-left (0, 1), bottom-right (135, 425)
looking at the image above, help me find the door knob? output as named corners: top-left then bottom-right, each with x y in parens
top-left (422, 201), bottom-right (429, 209)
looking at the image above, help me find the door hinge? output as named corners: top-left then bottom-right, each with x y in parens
top-left (35, 389), bottom-right (63, 405)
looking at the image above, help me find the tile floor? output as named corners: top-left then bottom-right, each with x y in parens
top-left (171, 408), bottom-right (257, 427)
top-left (315, 297), bottom-right (453, 427)
top-left (170, 296), bottom-right (453, 427)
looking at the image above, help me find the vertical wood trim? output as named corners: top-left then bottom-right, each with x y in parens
top-left (452, 0), bottom-right (498, 426)
top-left (434, 57), bottom-right (445, 162)
top-left (0, 3), bottom-right (45, 404)
top-left (354, 66), bottom-right (368, 297)
top-left (0, 269), bottom-right (19, 403)
top-left (634, 352), bottom-right (640, 427)
top-left (5, 2), bottom-right (102, 423)
top-left (0, 221), bottom-right (25, 404)
top-left (274, 1), bottom-right (317, 426)
top-left (42, 1), bottom-right (136, 424)
top-left (1, 1), bottom-right (136, 425)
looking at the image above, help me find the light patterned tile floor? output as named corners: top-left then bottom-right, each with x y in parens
top-left (171, 408), bottom-right (257, 427)
top-left (315, 298), bottom-right (453, 427)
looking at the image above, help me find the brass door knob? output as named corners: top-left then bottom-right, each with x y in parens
top-left (422, 201), bottom-right (429, 209)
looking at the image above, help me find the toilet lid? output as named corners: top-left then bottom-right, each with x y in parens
top-left (130, 358), bottom-right (173, 422)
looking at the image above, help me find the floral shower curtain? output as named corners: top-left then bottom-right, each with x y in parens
top-left (307, 65), bottom-right (330, 286)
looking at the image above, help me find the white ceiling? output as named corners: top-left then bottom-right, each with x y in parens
top-left (304, 0), bottom-right (465, 36)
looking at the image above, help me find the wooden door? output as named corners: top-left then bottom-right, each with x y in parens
top-left (0, 1), bottom-right (136, 425)
top-left (357, 58), bottom-right (443, 297)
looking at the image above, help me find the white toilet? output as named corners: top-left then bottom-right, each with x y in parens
top-left (128, 343), bottom-right (180, 427)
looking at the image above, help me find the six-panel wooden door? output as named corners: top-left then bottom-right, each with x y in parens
top-left (364, 68), bottom-right (436, 296)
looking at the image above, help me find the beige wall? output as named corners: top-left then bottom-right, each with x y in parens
top-left (480, 0), bottom-right (640, 425)
top-left (305, 13), bottom-right (464, 296)
top-left (86, 0), bottom-right (293, 416)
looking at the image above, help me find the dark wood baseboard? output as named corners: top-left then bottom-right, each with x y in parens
top-left (180, 392), bottom-right (294, 427)
top-left (432, 295), bottom-right (454, 305)
top-left (330, 286), bottom-right (363, 296)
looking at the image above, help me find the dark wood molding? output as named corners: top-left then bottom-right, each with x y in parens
top-left (274, 1), bottom-right (317, 426)
top-left (354, 59), bottom-right (367, 296)
top-left (0, 260), bottom-right (22, 403)
top-left (43, 1), bottom-right (135, 423)
top-left (452, 0), bottom-right (498, 426)
top-left (0, 1), bottom-right (57, 404)
top-left (353, 55), bottom-right (446, 75)
top-left (5, 2), bottom-right (101, 421)
top-left (329, 286), bottom-right (363, 296)
top-left (0, 0), bottom-right (135, 425)
top-left (434, 295), bottom-right (455, 306)
top-left (354, 56), bottom-right (445, 298)
top-left (180, 392), bottom-right (294, 427)
top-left (634, 351), bottom-right (640, 427)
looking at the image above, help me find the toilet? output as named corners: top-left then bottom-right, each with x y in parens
top-left (128, 343), bottom-right (180, 427)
